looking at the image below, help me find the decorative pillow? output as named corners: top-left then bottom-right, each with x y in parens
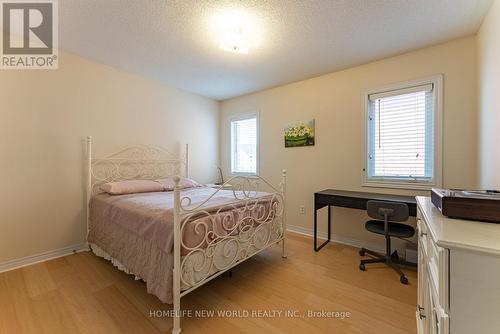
top-left (100, 180), bottom-right (164, 195)
top-left (156, 177), bottom-right (203, 191)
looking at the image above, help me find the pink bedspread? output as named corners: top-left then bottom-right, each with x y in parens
top-left (90, 187), bottom-right (272, 254)
top-left (88, 187), bottom-right (275, 303)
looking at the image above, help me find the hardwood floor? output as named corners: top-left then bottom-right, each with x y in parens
top-left (0, 232), bottom-right (417, 334)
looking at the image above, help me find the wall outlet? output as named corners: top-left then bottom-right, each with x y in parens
top-left (299, 206), bottom-right (306, 214)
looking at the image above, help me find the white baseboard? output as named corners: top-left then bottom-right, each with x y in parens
top-left (0, 226), bottom-right (396, 274)
top-left (286, 224), bottom-right (386, 254)
top-left (0, 243), bottom-right (89, 273)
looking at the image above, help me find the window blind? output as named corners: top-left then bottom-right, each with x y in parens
top-left (231, 116), bottom-right (257, 174)
top-left (367, 84), bottom-right (435, 182)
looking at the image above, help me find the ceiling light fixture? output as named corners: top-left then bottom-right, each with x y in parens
top-left (211, 8), bottom-right (258, 54)
top-left (219, 26), bottom-right (251, 54)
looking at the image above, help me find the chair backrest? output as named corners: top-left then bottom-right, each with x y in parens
top-left (366, 200), bottom-right (409, 222)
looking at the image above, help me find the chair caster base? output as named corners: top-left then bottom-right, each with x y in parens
top-left (359, 249), bottom-right (365, 256)
top-left (400, 275), bottom-right (408, 285)
top-left (359, 263), bottom-right (366, 271)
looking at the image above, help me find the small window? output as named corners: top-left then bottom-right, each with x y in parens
top-left (364, 76), bottom-right (442, 189)
top-left (231, 113), bottom-right (258, 175)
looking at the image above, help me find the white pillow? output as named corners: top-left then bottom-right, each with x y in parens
top-left (155, 177), bottom-right (203, 191)
top-left (100, 180), bottom-right (164, 195)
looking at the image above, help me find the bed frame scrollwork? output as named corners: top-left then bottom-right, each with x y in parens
top-left (85, 136), bottom-right (286, 334)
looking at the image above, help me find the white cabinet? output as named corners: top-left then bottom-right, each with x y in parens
top-left (416, 196), bottom-right (500, 334)
top-left (416, 217), bottom-right (449, 334)
top-left (416, 236), bottom-right (429, 334)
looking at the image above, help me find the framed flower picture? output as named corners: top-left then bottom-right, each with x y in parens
top-left (284, 119), bottom-right (315, 147)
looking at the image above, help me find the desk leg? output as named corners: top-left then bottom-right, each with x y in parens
top-left (314, 204), bottom-right (331, 252)
top-left (328, 205), bottom-right (331, 241)
top-left (314, 206), bottom-right (318, 250)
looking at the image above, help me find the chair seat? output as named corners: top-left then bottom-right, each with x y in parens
top-left (365, 220), bottom-right (415, 238)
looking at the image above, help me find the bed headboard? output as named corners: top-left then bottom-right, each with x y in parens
top-left (85, 136), bottom-right (189, 196)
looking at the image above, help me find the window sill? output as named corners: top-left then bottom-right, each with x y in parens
top-left (231, 172), bottom-right (258, 177)
top-left (362, 180), bottom-right (438, 191)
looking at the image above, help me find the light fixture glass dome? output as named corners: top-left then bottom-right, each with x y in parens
top-left (210, 8), bottom-right (259, 54)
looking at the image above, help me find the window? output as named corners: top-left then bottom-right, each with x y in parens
top-left (231, 113), bottom-right (258, 175)
top-left (364, 76), bottom-right (442, 189)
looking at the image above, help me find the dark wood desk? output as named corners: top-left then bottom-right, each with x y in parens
top-left (314, 189), bottom-right (417, 251)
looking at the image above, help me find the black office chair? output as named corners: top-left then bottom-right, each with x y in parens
top-left (359, 200), bottom-right (416, 284)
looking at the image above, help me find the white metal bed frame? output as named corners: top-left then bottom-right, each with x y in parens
top-left (85, 136), bottom-right (287, 334)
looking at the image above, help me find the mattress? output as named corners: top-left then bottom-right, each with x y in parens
top-left (88, 187), bottom-right (276, 303)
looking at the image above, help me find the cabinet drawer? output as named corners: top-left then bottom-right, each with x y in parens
top-left (428, 238), bottom-right (449, 311)
top-left (432, 305), bottom-right (450, 334)
top-left (417, 215), bottom-right (428, 256)
top-left (428, 265), bottom-right (450, 334)
top-left (417, 214), bottom-right (449, 312)
top-left (427, 234), bottom-right (442, 291)
top-left (416, 311), bottom-right (426, 334)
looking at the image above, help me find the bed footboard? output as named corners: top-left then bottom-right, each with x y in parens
top-left (171, 171), bottom-right (286, 334)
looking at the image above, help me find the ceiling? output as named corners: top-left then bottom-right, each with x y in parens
top-left (59, 0), bottom-right (493, 100)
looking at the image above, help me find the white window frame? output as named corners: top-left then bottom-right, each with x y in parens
top-left (362, 75), bottom-right (443, 190)
top-left (230, 112), bottom-right (259, 176)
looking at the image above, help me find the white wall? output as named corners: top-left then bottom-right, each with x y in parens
top-left (478, 0), bottom-right (500, 189)
top-left (0, 50), bottom-right (219, 264)
top-left (220, 37), bottom-right (478, 251)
